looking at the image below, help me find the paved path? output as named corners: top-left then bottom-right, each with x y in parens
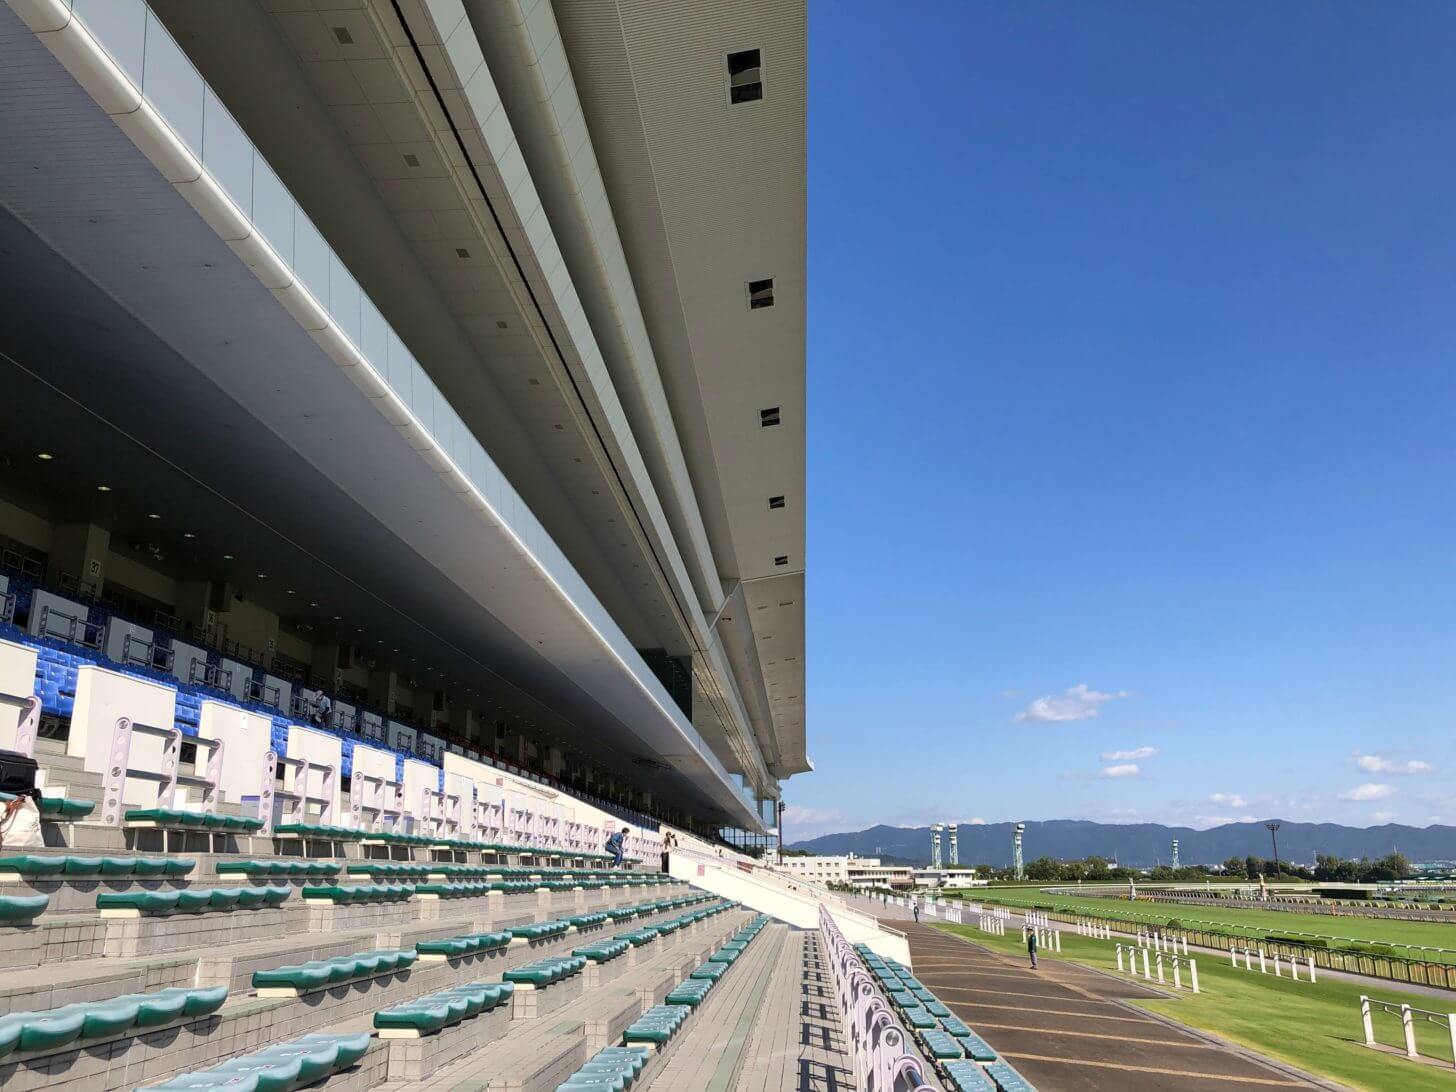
top-left (898, 922), bottom-right (1324, 1091)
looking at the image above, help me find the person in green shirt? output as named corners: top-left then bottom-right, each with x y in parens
top-left (1026, 925), bottom-right (1038, 969)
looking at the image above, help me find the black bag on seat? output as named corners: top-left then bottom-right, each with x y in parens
top-left (0, 749), bottom-right (38, 795)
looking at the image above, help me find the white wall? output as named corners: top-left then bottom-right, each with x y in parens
top-left (70, 666), bottom-right (178, 806)
top-left (196, 700), bottom-right (271, 807)
top-left (283, 724), bottom-right (342, 819)
top-left (0, 638), bottom-right (37, 747)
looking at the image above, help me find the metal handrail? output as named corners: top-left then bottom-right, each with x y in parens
top-left (101, 717), bottom-right (223, 826)
top-left (348, 769), bottom-right (403, 832)
top-left (265, 751), bottom-right (337, 834)
top-left (120, 632), bottom-right (174, 672)
top-left (245, 677), bottom-right (281, 709)
top-left (37, 605), bottom-right (103, 649)
top-left (188, 659), bottom-right (233, 692)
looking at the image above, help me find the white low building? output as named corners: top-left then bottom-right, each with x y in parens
top-left (777, 854), bottom-right (915, 889)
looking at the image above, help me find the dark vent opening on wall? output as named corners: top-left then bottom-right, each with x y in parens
top-left (332, 26), bottom-right (354, 45)
top-left (402, 153), bottom-right (420, 168)
top-left (748, 278), bottom-right (775, 309)
top-left (728, 49), bottom-right (763, 103)
top-left (769, 495), bottom-right (785, 509)
top-left (760, 407), bottom-right (781, 427)
top-left (774, 555), bottom-right (789, 566)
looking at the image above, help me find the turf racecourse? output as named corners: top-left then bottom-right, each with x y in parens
top-left (933, 920), bottom-right (1456, 1091)
top-left (962, 885), bottom-right (1456, 956)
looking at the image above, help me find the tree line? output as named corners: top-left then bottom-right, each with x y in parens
top-left (948, 851), bottom-right (1413, 884)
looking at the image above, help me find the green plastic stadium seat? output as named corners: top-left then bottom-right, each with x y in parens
top-left (622, 1004), bottom-right (690, 1045)
top-left (147, 1033), bottom-right (371, 1090)
top-left (0, 986), bottom-right (227, 1059)
top-left (986, 1060), bottom-right (1037, 1091)
top-left (252, 949), bottom-right (416, 994)
top-left (920, 1029), bottom-right (964, 1059)
top-left (955, 1031), bottom-right (999, 1062)
top-left (0, 896), bottom-right (49, 926)
top-left (374, 981), bottom-right (512, 1035)
top-left (945, 1060), bottom-right (997, 1092)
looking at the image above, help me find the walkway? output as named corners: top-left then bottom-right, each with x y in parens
top-left (645, 923), bottom-right (852, 1091)
top-left (899, 922), bottom-right (1325, 1091)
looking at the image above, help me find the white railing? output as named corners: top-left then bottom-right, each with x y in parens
top-left (1360, 996), bottom-right (1456, 1064)
top-left (820, 905), bottom-right (937, 1092)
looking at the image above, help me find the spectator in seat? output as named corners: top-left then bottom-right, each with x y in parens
top-left (605, 827), bottom-right (628, 869)
top-left (314, 691), bottom-right (332, 728)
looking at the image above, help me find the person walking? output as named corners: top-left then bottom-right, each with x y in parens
top-left (912, 898), bottom-right (920, 924)
top-left (659, 831), bottom-right (676, 874)
top-left (605, 826), bottom-right (628, 869)
top-left (1026, 925), bottom-right (1039, 970)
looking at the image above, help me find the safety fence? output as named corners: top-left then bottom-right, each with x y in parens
top-left (820, 905), bottom-right (938, 1091)
top-left (1360, 995), bottom-right (1456, 1067)
top-left (981, 902), bottom-right (1456, 991)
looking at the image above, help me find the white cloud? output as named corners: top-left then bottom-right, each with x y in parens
top-left (964, 817), bottom-right (987, 825)
top-left (1370, 811), bottom-right (1396, 823)
top-left (1353, 754), bottom-right (1433, 776)
top-left (998, 689), bottom-right (1021, 700)
top-left (1099, 764), bottom-right (1140, 779)
top-left (1339, 783), bottom-right (1394, 802)
top-left (1014, 684), bottom-right (1130, 723)
top-left (1101, 746), bottom-right (1158, 762)
top-left (1208, 793), bottom-right (1247, 808)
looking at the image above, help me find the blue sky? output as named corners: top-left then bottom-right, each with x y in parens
top-left (797, 2), bottom-right (1456, 839)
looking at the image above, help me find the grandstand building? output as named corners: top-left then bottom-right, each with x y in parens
top-left (0, 0), bottom-right (806, 849)
top-left (0, 5), bottom-right (979, 1091)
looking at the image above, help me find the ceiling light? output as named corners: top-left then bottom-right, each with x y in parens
top-left (147, 513), bottom-right (160, 519)
top-left (223, 553), bottom-right (233, 560)
top-left (333, 615), bottom-right (342, 621)
top-left (286, 589), bottom-right (295, 595)
top-left (36, 453), bottom-right (53, 461)
top-left (183, 532), bottom-right (195, 539)
top-left (309, 602), bottom-right (318, 607)
top-left (256, 573), bottom-right (266, 579)
top-left (96, 484), bottom-right (111, 492)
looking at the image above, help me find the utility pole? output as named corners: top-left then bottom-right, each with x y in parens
top-left (1265, 821), bottom-right (1282, 880)
top-left (776, 800), bottom-right (785, 865)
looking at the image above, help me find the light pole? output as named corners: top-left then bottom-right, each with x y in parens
top-left (1265, 821), bottom-right (1282, 881)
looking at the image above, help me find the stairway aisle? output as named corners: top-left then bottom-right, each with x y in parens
top-left (732, 928), bottom-right (854, 1092)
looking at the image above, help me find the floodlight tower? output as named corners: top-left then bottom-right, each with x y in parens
top-left (1013, 823), bottom-right (1025, 881)
top-left (931, 823), bottom-right (943, 869)
top-left (1171, 839), bottom-right (1180, 869)
top-left (948, 824), bottom-right (959, 867)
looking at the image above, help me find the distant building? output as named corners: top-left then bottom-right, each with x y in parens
top-left (775, 854), bottom-right (915, 889)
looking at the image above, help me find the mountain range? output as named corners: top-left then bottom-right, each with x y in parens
top-left (787, 819), bottom-right (1456, 868)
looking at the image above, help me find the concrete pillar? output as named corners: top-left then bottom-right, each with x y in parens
top-left (46, 522), bottom-right (109, 593)
top-left (174, 579), bottom-right (213, 632)
top-left (311, 644), bottom-right (343, 691)
top-left (369, 669), bottom-right (399, 713)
